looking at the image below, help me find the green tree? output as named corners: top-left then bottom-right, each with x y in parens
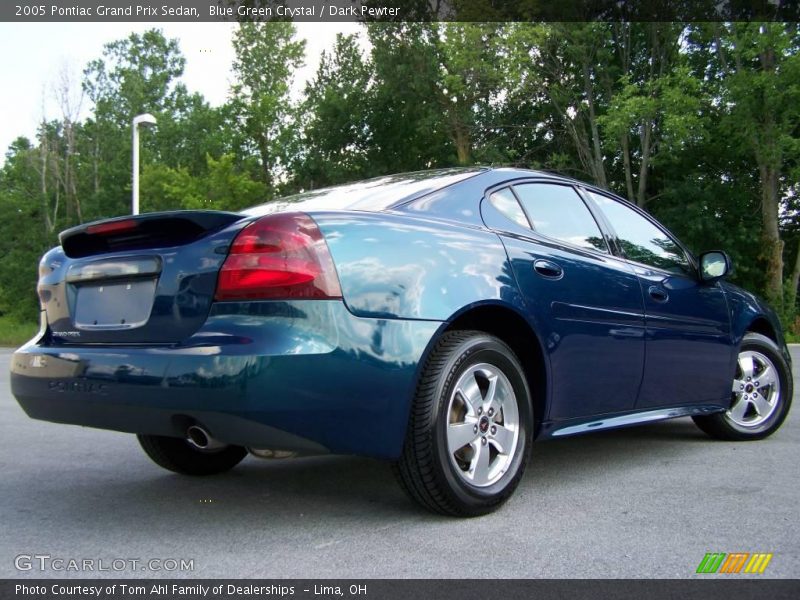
top-left (230, 22), bottom-right (305, 191)
top-left (434, 23), bottom-right (505, 165)
top-left (367, 23), bottom-right (452, 172)
top-left (141, 153), bottom-right (267, 212)
top-left (156, 93), bottom-right (233, 176)
top-left (294, 33), bottom-right (372, 189)
top-left (82, 29), bottom-right (189, 218)
top-left (0, 138), bottom-right (54, 321)
top-left (505, 23), bottom-right (613, 186)
top-left (598, 23), bottom-right (704, 207)
top-left (692, 23), bottom-right (800, 312)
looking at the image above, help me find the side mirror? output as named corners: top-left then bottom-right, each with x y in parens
top-left (699, 251), bottom-right (732, 282)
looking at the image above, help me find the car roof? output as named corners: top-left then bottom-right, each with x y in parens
top-left (242, 167), bottom-right (596, 217)
top-left (243, 168), bottom-right (489, 215)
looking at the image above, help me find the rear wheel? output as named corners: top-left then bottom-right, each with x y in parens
top-left (394, 331), bottom-right (533, 516)
top-left (693, 332), bottom-right (792, 441)
top-left (137, 434), bottom-right (247, 476)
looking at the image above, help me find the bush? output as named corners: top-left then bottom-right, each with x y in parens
top-left (0, 316), bottom-right (38, 347)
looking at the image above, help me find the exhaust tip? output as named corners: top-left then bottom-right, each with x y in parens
top-left (186, 425), bottom-right (210, 450)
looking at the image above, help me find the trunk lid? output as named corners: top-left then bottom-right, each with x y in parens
top-left (40, 211), bottom-right (248, 345)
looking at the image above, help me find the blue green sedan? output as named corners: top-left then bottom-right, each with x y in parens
top-left (10, 168), bottom-right (793, 516)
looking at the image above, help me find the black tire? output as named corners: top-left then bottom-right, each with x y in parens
top-left (393, 330), bottom-right (534, 517)
top-left (693, 332), bottom-right (793, 441)
top-left (137, 434), bottom-right (248, 476)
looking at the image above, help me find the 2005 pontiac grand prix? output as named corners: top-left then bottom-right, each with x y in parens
top-left (10, 168), bottom-right (793, 516)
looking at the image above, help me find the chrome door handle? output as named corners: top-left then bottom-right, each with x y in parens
top-left (533, 260), bottom-right (563, 280)
top-left (648, 286), bottom-right (669, 302)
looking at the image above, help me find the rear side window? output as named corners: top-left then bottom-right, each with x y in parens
top-left (513, 183), bottom-right (608, 253)
top-left (587, 191), bottom-right (691, 274)
top-left (488, 188), bottom-right (529, 228)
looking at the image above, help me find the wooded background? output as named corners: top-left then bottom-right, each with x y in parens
top-left (1, 22), bottom-right (798, 341)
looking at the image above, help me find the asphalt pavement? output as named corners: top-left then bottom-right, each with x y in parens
top-left (0, 347), bottom-right (797, 579)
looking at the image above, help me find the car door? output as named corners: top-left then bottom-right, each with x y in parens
top-left (481, 181), bottom-right (646, 421)
top-left (583, 190), bottom-right (733, 409)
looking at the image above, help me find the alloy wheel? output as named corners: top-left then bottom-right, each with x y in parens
top-left (729, 350), bottom-right (781, 428)
top-left (445, 363), bottom-right (520, 487)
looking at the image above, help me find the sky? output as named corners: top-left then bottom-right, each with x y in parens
top-left (0, 22), bottom-right (363, 163)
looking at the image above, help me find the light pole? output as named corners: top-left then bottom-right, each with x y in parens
top-left (132, 113), bottom-right (157, 215)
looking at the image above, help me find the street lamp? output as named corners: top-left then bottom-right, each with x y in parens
top-left (132, 113), bottom-right (157, 215)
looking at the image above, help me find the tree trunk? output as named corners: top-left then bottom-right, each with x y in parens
top-left (39, 131), bottom-right (54, 234)
top-left (581, 61), bottom-right (607, 187)
top-left (453, 123), bottom-right (471, 165)
top-left (756, 38), bottom-right (784, 311)
top-left (787, 239), bottom-right (800, 318)
top-left (93, 135), bottom-right (100, 196)
top-left (636, 120), bottom-right (652, 207)
top-left (549, 90), bottom-right (594, 181)
top-left (620, 134), bottom-right (635, 202)
top-left (258, 133), bottom-right (273, 190)
top-left (63, 119), bottom-right (82, 224)
top-left (760, 164), bottom-right (784, 310)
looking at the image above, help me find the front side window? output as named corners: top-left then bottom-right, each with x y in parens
top-left (512, 183), bottom-right (608, 253)
top-left (587, 191), bottom-right (691, 274)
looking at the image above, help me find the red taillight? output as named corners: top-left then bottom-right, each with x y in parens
top-left (86, 219), bottom-right (138, 235)
top-left (214, 212), bottom-right (342, 301)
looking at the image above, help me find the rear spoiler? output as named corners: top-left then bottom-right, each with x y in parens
top-left (59, 211), bottom-right (244, 258)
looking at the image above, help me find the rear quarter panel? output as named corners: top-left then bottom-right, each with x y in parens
top-left (310, 211), bottom-right (529, 322)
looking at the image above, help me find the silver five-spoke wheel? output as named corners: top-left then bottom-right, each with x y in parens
top-left (729, 350), bottom-right (780, 428)
top-left (395, 330), bottom-right (532, 515)
top-left (446, 363), bottom-right (520, 487)
top-left (694, 332), bottom-right (791, 441)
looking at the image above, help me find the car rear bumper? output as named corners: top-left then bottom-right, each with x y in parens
top-left (10, 300), bottom-right (442, 460)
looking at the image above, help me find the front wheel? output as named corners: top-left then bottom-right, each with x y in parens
top-left (137, 434), bottom-right (248, 476)
top-left (693, 332), bottom-right (792, 441)
top-left (393, 331), bottom-right (533, 517)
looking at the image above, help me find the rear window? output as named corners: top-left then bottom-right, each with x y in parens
top-left (488, 188), bottom-right (529, 228)
top-left (513, 183), bottom-right (608, 253)
top-left (244, 169), bottom-right (484, 216)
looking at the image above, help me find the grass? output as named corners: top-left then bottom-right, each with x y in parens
top-left (0, 316), bottom-right (38, 347)
top-left (784, 332), bottom-right (800, 344)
